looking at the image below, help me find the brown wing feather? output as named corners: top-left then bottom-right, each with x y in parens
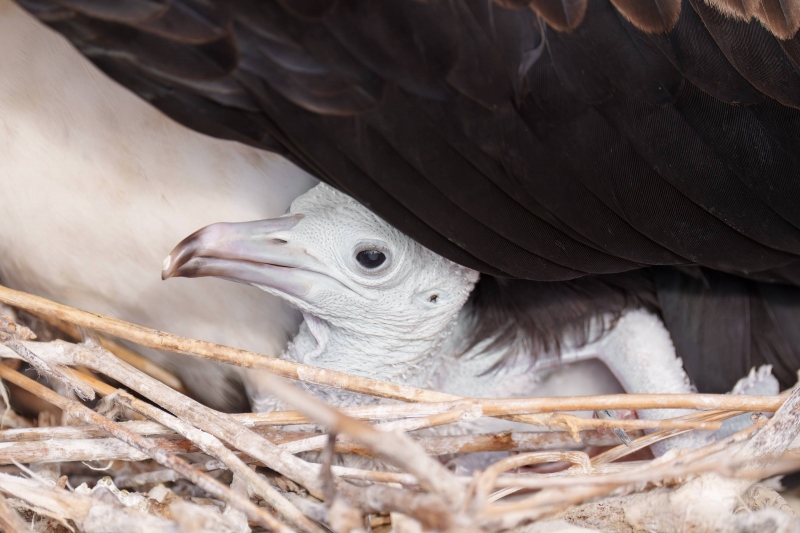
top-left (609, 0), bottom-right (682, 33)
top-left (525, 0), bottom-right (587, 32)
top-left (703, 0), bottom-right (800, 39)
top-left (503, 0), bottom-right (798, 38)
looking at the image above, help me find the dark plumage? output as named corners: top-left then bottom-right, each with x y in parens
top-left (460, 270), bottom-right (659, 372)
top-left (465, 269), bottom-right (800, 393)
top-left (17, 0), bottom-right (800, 280)
top-left (17, 0), bottom-right (800, 392)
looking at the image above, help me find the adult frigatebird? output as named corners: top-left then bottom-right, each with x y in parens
top-left (11, 0), bottom-right (800, 395)
top-left (0, 0), bottom-right (317, 410)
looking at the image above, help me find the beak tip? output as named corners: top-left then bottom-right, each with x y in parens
top-left (161, 255), bottom-right (173, 281)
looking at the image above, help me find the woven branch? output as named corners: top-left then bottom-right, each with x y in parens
top-left (0, 285), bottom-right (797, 533)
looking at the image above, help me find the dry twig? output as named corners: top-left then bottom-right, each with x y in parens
top-left (0, 491), bottom-right (32, 533)
top-left (0, 364), bottom-right (288, 532)
top-left (0, 285), bottom-right (785, 413)
top-left (0, 286), bottom-right (797, 533)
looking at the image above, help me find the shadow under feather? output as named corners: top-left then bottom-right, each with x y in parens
top-left (463, 268), bottom-right (800, 394)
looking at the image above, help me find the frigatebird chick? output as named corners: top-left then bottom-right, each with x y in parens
top-left (162, 184), bottom-right (772, 448)
top-left (163, 184), bottom-right (481, 403)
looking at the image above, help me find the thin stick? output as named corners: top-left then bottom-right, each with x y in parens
top-left (0, 436), bottom-right (194, 464)
top-left (4, 341), bottom-right (94, 401)
top-left (590, 410), bottom-right (737, 466)
top-left (118, 459), bottom-right (427, 488)
top-left (0, 491), bottom-right (33, 533)
top-left (0, 284), bottom-right (445, 402)
top-left (355, 430), bottom-right (620, 455)
top-left (0, 365), bottom-right (289, 532)
top-left (69, 346), bottom-right (329, 496)
top-left (473, 451), bottom-right (592, 510)
top-left (479, 387), bottom-right (800, 529)
top-left (1, 338), bottom-right (784, 417)
top-left (474, 395), bottom-right (782, 416)
top-left (0, 419), bottom-right (309, 444)
top-left (0, 427), bottom-right (626, 465)
top-left (500, 412), bottom-right (721, 433)
top-left (62, 343), bottom-right (453, 526)
top-left (110, 389), bottom-right (325, 533)
top-left (0, 286), bottom-right (785, 415)
top-left (0, 401), bottom-right (721, 448)
top-left (66, 369), bottom-right (319, 533)
top-left (0, 415), bottom-right (619, 449)
top-left (280, 406), bottom-right (470, 455)
top-left (0, 472), bottom-right (174, 532)
top-left (26, 310), bottom-right (186, 393)
top-left (259, 373), bottom-right (465, 507)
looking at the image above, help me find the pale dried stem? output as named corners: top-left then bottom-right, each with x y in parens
top-left (0, 428), bottom-right (624, 466)
top-left (4, 341), bottom-right (94, 401)
top-left (591, 386), bottom-right (796, 466)
top-left (3, 285), bottom-right (797, 532)
top-left (473, 450), bottom-right (592, 510)
top-left (231, 401), bottom-right (729, 429)
top-left (0, 399), bottom-right (721, 454)
top-left (0, 436), bottom-right (193, 464)
top-left (0, 284), bottom-right (444, 402)
top-left (251, 370), bottom-right (466, 507)
top-left (64, 344), bottom-right (329, 497)
top-left (115, 455), bottom-right (425, 489)
top-left (0, 365), bottom-right (288, 532)
top-left (479, 386), bottom-right (800, 530)
top-left (280, 406), bottom-right (472, 455)
top-left (477, 394), bottom-right (781, 416)
top-left (509, 412), bottom-right (721, 436)
top-left (1, 338), bottom-right (778, 427)
top-left (108, 389), bottom-right (323, 533)
top-left (0, 471), bottom-right (173, 533)
top-left (0, 285), bottom-right (785, 414)
top-left (332, 429), bottom-right (622, 459)
top-left (591, 409), bottom-right (738, 466)
top-left (26, 310), bottom-right (186, 393)
top-left (55, 343), bottom-right (453, 527)
top-left (0, 491), bottom-right (33, 533)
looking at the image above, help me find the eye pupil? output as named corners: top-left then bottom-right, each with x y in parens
top-left (356, 250), bottom-right (386, 269)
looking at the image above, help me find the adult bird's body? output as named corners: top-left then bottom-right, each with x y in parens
top-left (15, 0), bottom-right (800, 277)
top-left (0, 0), bottom-right (621, 415)
top-left (8, 0), bottom-right (800, 397)
top-left (0, 0), bottom-right (317, 410)
top-left (20, 0), bottom-right (800, 391)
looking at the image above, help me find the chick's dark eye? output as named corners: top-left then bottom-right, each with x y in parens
top-left (356, 250), bottom-right (386, 269)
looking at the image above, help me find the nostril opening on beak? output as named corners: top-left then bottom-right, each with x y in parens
top-left (270, 238), bottom-right (288, 245)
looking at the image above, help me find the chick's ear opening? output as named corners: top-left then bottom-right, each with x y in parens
top-left (417, 289), bottom-right (447, 307)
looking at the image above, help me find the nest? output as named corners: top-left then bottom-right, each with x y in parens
top-left (0, 284), bottom-right (797, 533)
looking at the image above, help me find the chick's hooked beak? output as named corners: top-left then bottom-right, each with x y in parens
top-left (162, 214), bottom-right (325, 299)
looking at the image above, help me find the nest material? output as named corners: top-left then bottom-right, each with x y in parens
top-left (0, 285), bottom-right (797, 532)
